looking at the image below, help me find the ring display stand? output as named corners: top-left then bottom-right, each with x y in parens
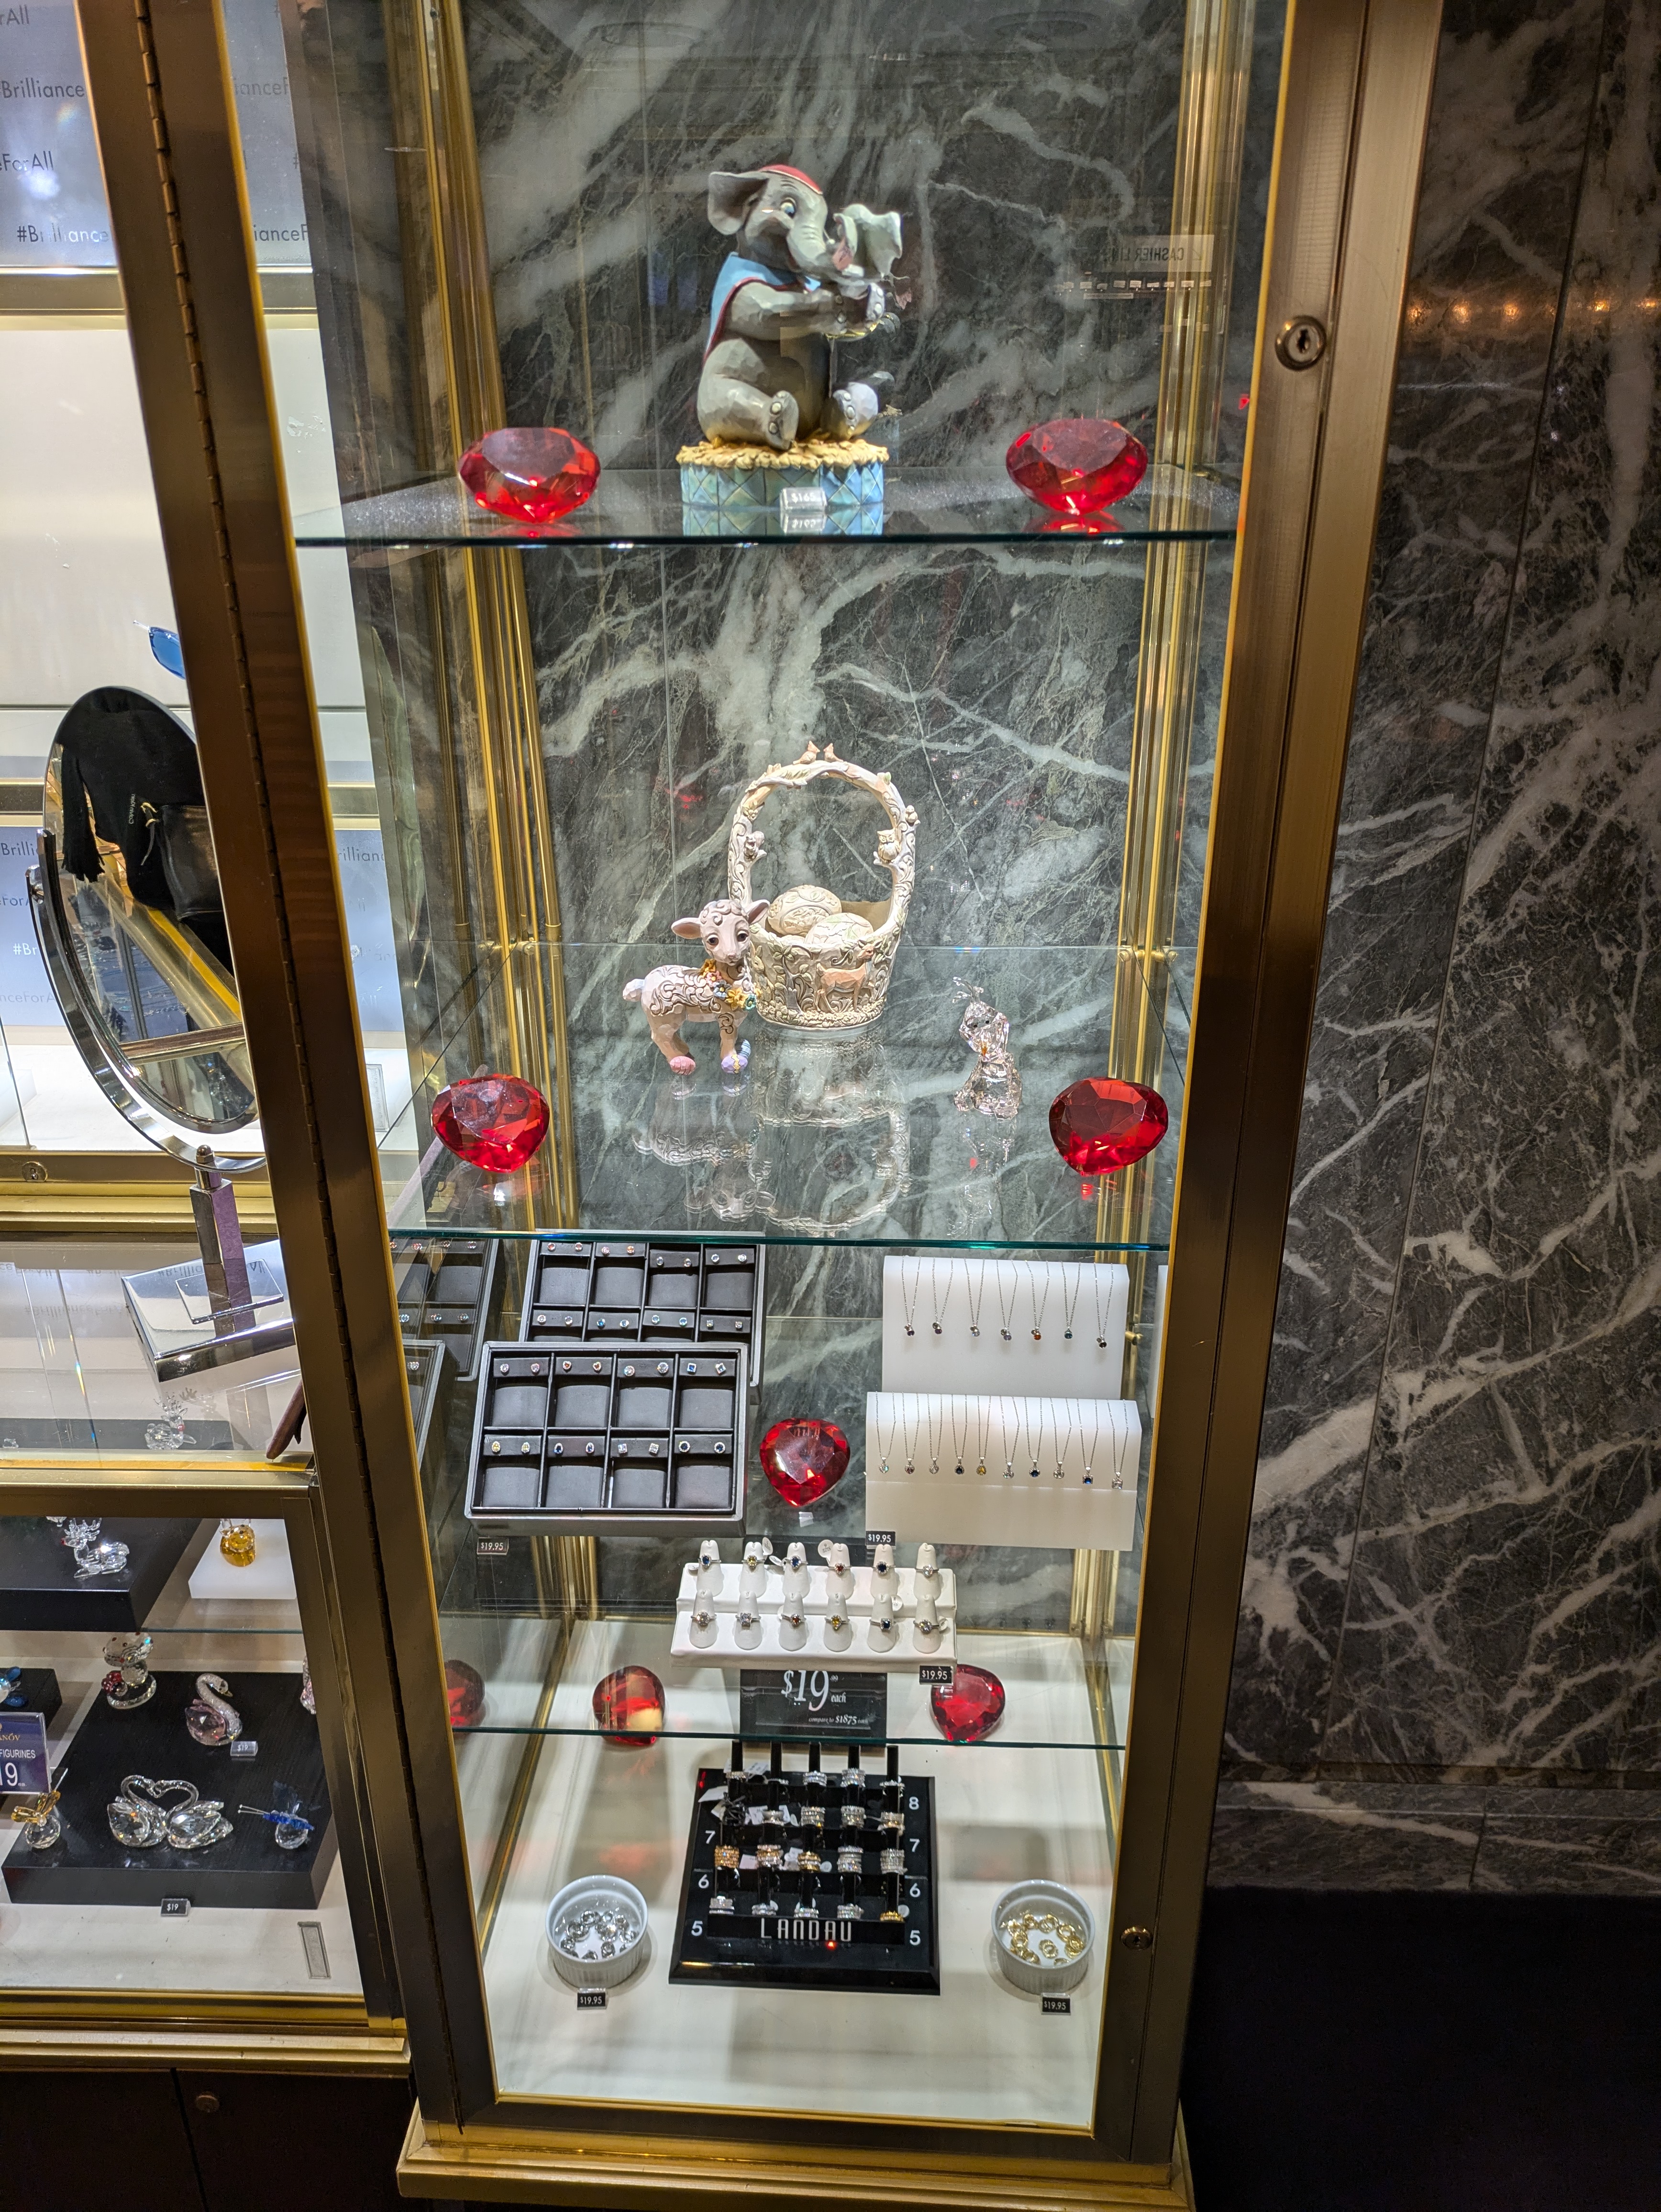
top-left (670, 1550), bottom-right (957, 1666)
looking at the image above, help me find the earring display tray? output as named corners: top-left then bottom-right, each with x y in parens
top-left (520, 1237), bottom-right (766, 1375)
top-left (0, 1670), bottom-right (336, 1909)
top-left (880, 1256), bottom-right (1129, 1397)
top-left (669, 1755), bottom-right (939, 1994)
top-left (403, 1338), bottom-right (446, 1460)
top-left (0, 1519), bottom-right (200, 1632)
top-left (864, 1394), bottom-right (1141, 1550)
top-left (465, 1343), bottom-right (748, 1529)
top-left (393, 1235), bottom-right (500, 1380)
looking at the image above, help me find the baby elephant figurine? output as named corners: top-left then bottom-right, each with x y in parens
top-left (699, 163), bottom-right (904, 451)
top-left (624, 898), bottom-right (769, 1074)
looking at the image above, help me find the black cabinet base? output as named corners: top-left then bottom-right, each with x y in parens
top-left (2, 1670), bottom-right (335, 1908)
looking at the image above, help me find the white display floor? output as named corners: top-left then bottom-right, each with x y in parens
top-left (465, 1616), bottom-right (1125, 2127)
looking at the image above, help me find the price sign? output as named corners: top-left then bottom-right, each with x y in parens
top-left (740, 1669), bottom-right (887, 1741)
top-left (576, 1989), bottom-right (607, 2011)
top-left (229, 1739), bottom-right (260, 1760)
top-left (1042, 1995), bottom-right (1072, 2015)
top-left (0, 1712), bottom-right (49, 1797)
top-left (918, 1663), bottom-right (955, 1686)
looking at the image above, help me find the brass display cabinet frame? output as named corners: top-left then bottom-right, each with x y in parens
top-left (65, 0), bottom-right (1442, 2199)
top-left (0, 1466), bottom-right (404, 2072)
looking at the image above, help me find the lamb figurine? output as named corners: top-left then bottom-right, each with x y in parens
top-left (624, 897), bottom-right (769, 1073)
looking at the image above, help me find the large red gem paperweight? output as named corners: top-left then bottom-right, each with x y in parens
top-left (759, 1418), bottom-right (850, 1509)
top-left (445, 1659), bottom-right (485, 1730)
top-left (1006, 417), bottom-right (1148, 516)
top-left (1048, 1078), bottom-right (1168, 1176)
top-left (591, 1665), bottom-right (665, 1747)
top-left (431, 1073), bottom-right (550, 1174)
top-left (458, 427), bottom-right (599, 524)
top-left (930, 1663), bottom-right (1006, 1746)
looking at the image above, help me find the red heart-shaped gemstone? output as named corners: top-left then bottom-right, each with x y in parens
top-left (759, 1418), bottom-right (850, 1508)
top-left (930, 1663), bottom-right (1006, 1746)
top-left (431, 1073), bottom-right (550, 1174)
top-left (1048, 1077), bottom-right (1168, 1176)
top-left (458, 426), bottom-right (599, 523)
top-left (1006, 417), bottom-right (1148, 516)
top-left (445, 1659), bottom-right (485, 1730)
top-left (591, 1664), bottom-right (665, 1747)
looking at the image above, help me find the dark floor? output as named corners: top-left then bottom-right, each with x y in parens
top-left (1181, 1887), bottom-right (1661, 2212)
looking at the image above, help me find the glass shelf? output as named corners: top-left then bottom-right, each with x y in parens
top-left (293, 464), bottom-right (1238, 552)
top-left (0, 1242), bottom-right (305, 1469)
top-left (380, 941), bottom-right (1189, 1250)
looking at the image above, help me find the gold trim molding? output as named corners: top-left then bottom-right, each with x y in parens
top-left (397, 2109), bottom-right (1196, 2210)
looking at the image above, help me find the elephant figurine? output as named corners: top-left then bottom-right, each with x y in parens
top-left (698, 164), bottom-right (904, 452)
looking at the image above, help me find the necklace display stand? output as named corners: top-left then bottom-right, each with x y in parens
top-left (880, 1257), bottom-right (1129, 1395)
top-left (864, 1393), bottom-right (1140, 1549)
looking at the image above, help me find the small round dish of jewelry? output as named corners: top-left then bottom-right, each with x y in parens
top-left (991, 1879), bottom-right (1095, 1995)
top-left (545, 1875), bottom-right (649, 1990)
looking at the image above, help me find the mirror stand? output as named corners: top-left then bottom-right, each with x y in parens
top-left (191, 1149), bottom-right (255, 1336)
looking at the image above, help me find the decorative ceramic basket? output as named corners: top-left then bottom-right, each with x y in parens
top-left (727, 745), bottom-right (917, 1030)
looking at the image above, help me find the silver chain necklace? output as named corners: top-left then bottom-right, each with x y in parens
top-left (1092, 1264), bottom-right (1111, 1350)
top-left (996, 1267), bottom-right (1017, 1344)
top-left (1062, 1263), bottom-right (1083, 1341)
top-left (900, 1260), bottom-right (922, 1339)
top-left (930, 1263), bottom-right (952, 1338)
top-left (965, 1261), bottom-right (987, 1340)
top-left (1053, 1398), bottom-right (1075, 1478)
top-left (1027, 1261), bottom-right (1052, 1342)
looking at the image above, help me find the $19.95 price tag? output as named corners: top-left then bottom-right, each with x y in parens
top-left (0, 1712), bottom-right (49, 1797)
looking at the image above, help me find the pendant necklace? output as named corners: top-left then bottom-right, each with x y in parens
top-left (929, 1262), bottom-right (952, 1338)
top-left (1061, 1263), bottom-right (1083, 1342)
top-left (900, 1260), bottom-right (922, 1339)
top-left (1027, 1261), bottom-right (1052, 1343)
top-left (996, 1266), bottom-right (1018, 1344)
top-left (974, 1395), bottom-right (994, 1477)
top-left (1110, 1402), bottom-right (1132, 1492)
top-left (951, 1395), bottom-right (968, 1477)
top-left (965, 1261), bottom-right (988, 1340)
top-left (1092, 1264), bottom-right (1111, 1351)
top-left (900, 1395), bottom-right (922, 1477)
top-left (1020, 1396), bottom-right (1043, 1481)
top-left (1002, 1394), bottom-right (1018, 1480)
top-left (876, 1401), bottom-right (898, 1477)
top-left (1053, 1397), bottom-right (1075, 1479)
top-left (925, 1396), bottom-right (945, 1476)
top-left (1081, 1398), bottom-right (1102, 1486)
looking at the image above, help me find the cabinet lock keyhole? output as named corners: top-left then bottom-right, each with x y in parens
top-left (1275, 316), bottom-right (1328, 369)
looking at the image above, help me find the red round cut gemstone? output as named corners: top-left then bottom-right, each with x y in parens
top-left (1048, 1078), bottom-right (1168, 1176)
top-left (458, 427), bottom-right (599, 524)
top-left (930, 1662), bottom-right (1005, 1746)
top-left (1006, 417), bottom-right (1148, 517)
top-left (759, 1418), bottom-right (850, 1509)
top-left (431, 1073), bottom-right (550, 1174)
top-left (591, 1664), bottom-right (665, 1747)
top-left (445, 1659), bottom-right (485, 1730)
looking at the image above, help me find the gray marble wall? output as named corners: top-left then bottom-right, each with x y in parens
top-left (1212, 0), bottom-right (1661, 1892)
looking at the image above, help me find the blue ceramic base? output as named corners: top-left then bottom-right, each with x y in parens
top-left (679, 450), bottom-right (886, 538)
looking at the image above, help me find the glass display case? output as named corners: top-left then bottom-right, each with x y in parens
top-left (55, 0), bottom-right (1441, 2198)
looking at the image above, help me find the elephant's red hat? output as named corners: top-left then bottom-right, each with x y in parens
top-left (760, 163), bottom-right (823, 193)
